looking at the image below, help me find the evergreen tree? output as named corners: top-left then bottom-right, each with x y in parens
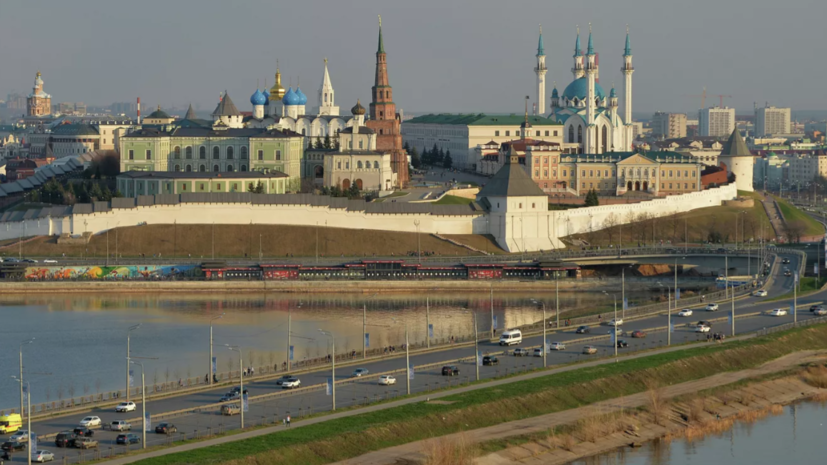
top-left (94, 165), bottom-right (102, 180)
top-left (334, 139), bottom-right (340, 150)
top-left (403, 141), bottom-right (410, 151)
top-left (443, 150), bottom-right (453, 169)
top-left (410, 146), bottom-right (421, 169)
top-left (101, 185), bottom-right (113, 201)
top-left (437, 147), bottom-right (445, 165)
top-left (314, 138), bottom-right (324, 149)
top-left (255, 181), bottom-right (265, 193)
top-left (584, 189), bottom-right (600, 206)
top-left (347, 183), bottom-right (360, 198)
top-left (89, 182), bottom-right (104, 201)
top-left (323, 134), bottom-right (332, 149)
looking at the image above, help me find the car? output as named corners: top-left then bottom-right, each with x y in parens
top-left (351, 368), bottom-right (370, 377)
top-left (154, 423), bottom-right (177, 435)
top-left (769, 308), bottom-right (788, 317)
top-left (43, 259), bottom-right (58, 264)
top-left (752, 290), bottom-right (768, 297)
top-left (54, 432), bottom-right (79, 448)
top-left (498, 329), bottom-right (523, 346)
top-left (74, 437), bottom-right (98, 449)
top-left (533, 348), bottom-right (543, 357)
top-left (275, 375), bottom-right (293, 386)
top-left (575, 326), bottom-right (590, 334)
top-left (705, 303), bottom-right (719, 311)
top-left (784, 270), bottom-right (792, 277)
top-left (782, 258), bottom-right (790, 264)
top-left (115, 401), bottom-right (136, 413)
top-left (109, 420), bottom-right (131, 432)
top-left (1, 441), bottom-right (26, 452)
top-left (582, 346), bottom-right (598, 355)
top-left (810, 305), bottom-right (824, 313)
top-left (482, 356), bottom-right (499, 366)
top-left (78, 416), bottom-right (101, 427)
top-left (9, 430), bottom-right (29, 442)
top-left (631, 330), bottom-right (647, 338)
top-left (219, 392), bottom-right (240, 402)
top-left (221, 404), bottom-right (241, 416)
top-left (33, 450), bottom-right (55, 462)
top-left (281, 377), bottom-right (301, 389)
top-left (815, 308), bottom-right (827, 316)
top-left (549, 342), bottom-right (566, 351)
top-left (228, 386), bottom-right (249, 395)
top-left (512, 348), bottom-right (530, 357)
top-left (678, 308), bottom-right (693, 317)
top-left (695, 324), bottom-right (711, 333)
top-left (607, 318), bottom-right (624, 326)
top-left (616, 339), bottom-right (629, 348)
top-left (72, 427), bottom-right (94, 437)
top-left (608, 327), bottom-right (623, 336)
top-left (21, 259), bottom-right (38, 263)
top-left (378, 375), bottom-right (397, 386)
top-left (442, 365), bottom-right (460, 376)
top-left (116, 433), bottom-right (141, 445)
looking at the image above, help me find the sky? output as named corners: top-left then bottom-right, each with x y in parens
top-left (1, 0), bottom-right (825, 117)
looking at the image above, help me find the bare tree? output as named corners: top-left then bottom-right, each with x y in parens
top-left (269, 352), bottom-right (276, 371)
top-left (164, 367), bottom-right (170, 385)
top-left (45, 385), bottom-right (52, 402)
top-left (56, 384), bottom-right (65, 402)
top-left (83, 382), bottom-right (90, 396)
top-left (603, 213), bottom-right (618, 246)
top-left (227, 355), bottom-right (234, 377)
top-left (153, 368), bottom-right (159, 388)
top-left (95, 378), bottom-right (101, 395)
top-left (668, 211), bottom-right (681, 242)
top-left (67, 383), bottom-right (75, 401)
top-left (785, 220), bottom-right (806, 243)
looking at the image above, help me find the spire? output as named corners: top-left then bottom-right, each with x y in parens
top-left (624, 25), bottom-right (632, 56)
top-left (587, 23), bottom-right (595, 56)
top-left (377, 15), bottom-right (385, 54)
top-left (537, 25), bottom-right (545, 56)
top-left (184, 104), bottom-right (196, 120)
top-left (322, 58), bottom-right (332, 87)
top-left (574, 26), bottom-right (582, 57)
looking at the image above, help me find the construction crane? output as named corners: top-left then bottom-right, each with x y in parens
top-left (685, 87), bottom-right (733, 109)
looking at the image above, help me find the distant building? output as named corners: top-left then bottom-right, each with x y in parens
top-left (26, 72), bottom-right (52, 117)
top-left (116, 171), bottom-right (290, 197)
top-left (698, 107), bottom-right (735, 137)
top-left (48, 124), bottom-right (100, 157)
top-left (651, 112), bottom-right (687, 138)
top-left (754, 106), bottom-right (791, 137)
top-left (5, 93), bottom-right (26, 111)
top-left (110, 102), bottom-right (138, 115)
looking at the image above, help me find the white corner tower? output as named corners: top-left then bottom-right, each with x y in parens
top-left (719, 127), bottom-right (754, 192)
top-left (535, 26), bottom-right (547, 116)
top-left (584, 25), bottom-right (598, 154)
top-left (316, 58), bottom-right (339, 116)
top-left (621, 26), bottom-right (634, 128)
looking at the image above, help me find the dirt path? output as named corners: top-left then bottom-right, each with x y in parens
top-left (334, 350), bottom-right (827, 465)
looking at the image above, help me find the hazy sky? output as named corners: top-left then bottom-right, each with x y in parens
top-left (1, 0), bottom-right (824, 116)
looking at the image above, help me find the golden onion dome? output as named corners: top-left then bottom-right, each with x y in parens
top-left (269, 68), bottom-right (286, 101)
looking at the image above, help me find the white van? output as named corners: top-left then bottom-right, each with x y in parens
top-left (498, 329), bottom-right (523, 346)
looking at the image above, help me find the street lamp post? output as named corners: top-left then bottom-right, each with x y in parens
top-left (226, 345), bottom-right (244, 428)
top-left (318, 330), bottom-right (337, 410)
top-left (414, 220), bottom-right (421, 263)
top-left (129, 361), bottom-right (147, 449)
top-left (12, 377), bottom-right (31, 465)
top-left (556, 275), bottom-right (560, 329)
top-left (209, 313), bottom-right (225, 385)
top-left (19, 338), bottom-right (34, 420)
top-left (531, 299), bottom-right (547, 368)
top-left (603, 292), bottom-right (618, 361)
top-left (126, 324), bottom-right (141, 401)
top-left (287, 303), bottom-right (302, 371)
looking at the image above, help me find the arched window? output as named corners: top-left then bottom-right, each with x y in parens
top-left (227, 146), bottom-right (234, 159)
top-left (199, 146), bottom-right (206, 159)
top-left (174, 164), bottom-right (181, 172)
top-left (568, 126), bottom-right (574, 143)
top-left (226, 164), bottom-right (234, 172)
top-left (240, 164), bottom-right (247, 172)
top-left (174, 146), bottom-right (181, 159)
top-left (213, 164), bottom-right (220, 172)
top-left (601, 126), bottom-right (608, 153)
top-left (357, 161), bottom-right (363, 169)
top-left (577, 126), bottom-right (582, 143)
top-left (185, 146), bottom-right (192, 159)
top-left (185, 165), bottom-right (192, 172)
top-left (374, 161), bottom-right (379, 169)
top-left (213, 147), bottom-right (220, 159)
top-left (199, 164), bottom-right (206, 172)
top-left (359, 140), bottom-right (363, 149)
top-left (240, 146), bottom-right (248, 159)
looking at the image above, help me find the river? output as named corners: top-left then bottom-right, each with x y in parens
top-left (570, 401), bottom-right (826, 465)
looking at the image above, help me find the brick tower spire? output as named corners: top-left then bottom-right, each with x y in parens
top-left (367, 15), bottom-right (409, 188)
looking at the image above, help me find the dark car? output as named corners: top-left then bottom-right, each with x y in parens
top-left (1, 442), bottom-right (25, 452)
top-left (782, 258), bottom-right (790, 264)
top-left (810, 305), bottom-right (824, 313)
top-left (73, 427), bottom-right (94, 437)
top-left (576, 326), bottom-right (590, 334)
top-left (482, 356), bottom-right (499, 366)
top-left (616, 339), bottom-right (629, 348)
top-left (154, 423), bottom-right (177, 435)
top-left (116, 433), bottom-right (141, 445)
top-left (229, 386), bottom-right (249, 395)
top-left (55, 432), bottom-right (79, 448)
top-left (219, 392), bottom-right (240, 402)
top-left (441, 365), bottom-right (460, 376)
top-left (784, 270), bottom-right (792, 277)
top-left (631, 330), bottom-right (647, 338)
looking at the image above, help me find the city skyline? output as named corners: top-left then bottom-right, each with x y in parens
top-left (0, 0), bottom-right (824, 115)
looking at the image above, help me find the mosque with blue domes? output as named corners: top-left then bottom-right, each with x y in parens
top-left (544, 26), bottom-right (635, 154)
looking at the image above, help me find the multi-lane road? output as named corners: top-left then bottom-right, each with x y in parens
top-left (2, 252), bottom-right (822, 463)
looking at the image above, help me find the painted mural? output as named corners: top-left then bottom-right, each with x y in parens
top-left (23, 264), bottom-right (200, 280)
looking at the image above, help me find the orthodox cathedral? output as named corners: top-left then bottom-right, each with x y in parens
top-left (544, 26), bottom-right (635, 154)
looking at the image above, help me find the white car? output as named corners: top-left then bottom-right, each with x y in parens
top-left (533, 348), bottom-right (543, 357)
top-left (678, 308), bottom-right (693, 317)
top-left (10, 429), bottom-right (29, 442)
top-left (695, 325), bottom-right (711, 333)
top-left (607, 318), bottom-right (624, 326)
top-left (706, 303), bottom-right (719, 311)
top-left (378, 375), bottom-right (396, 386)
top-left (115, 401), bottom-right (136, 412)
top-left (281, 377), bottom-right (301, 389)
top-left (43, 259), bottom-right (58, 264)
top-left (549, 342), bottom-right (566, 351)
top-left (351, 368), bottom-right (369, 377)
top-left (769, 308), bottom-right (788, 317)
top-left (815, 308), bottom-right (827, 316)
top-left (34, 450), bottom-right (55, 462)
top-left (752, 290), bottom-right (768, 297)
top-left (79, 416), bottom-right (102, 427)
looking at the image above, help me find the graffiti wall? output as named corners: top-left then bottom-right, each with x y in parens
top-left (23, 264), bottom-right (200, 280)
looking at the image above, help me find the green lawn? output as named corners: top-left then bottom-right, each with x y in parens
top-left (767, 276), bottom-right (827, 301)
top-left (773, 195), bottom-right (824, 236)
top-left (434, 194), bottom-right (473, 205)
top-left (133, 323), bottom-right (827, 465)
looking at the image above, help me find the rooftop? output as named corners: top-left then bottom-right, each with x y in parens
top-left (406, 113), bottom-right (563, 126)
top-left (118, 170), bottom-right (288, 180)
top-left (50, 124), bottom-right (100, 136)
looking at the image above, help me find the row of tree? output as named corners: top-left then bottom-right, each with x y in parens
top-left (403, 142), bottom-right (451, 170)
top-left (309, 134), bottom-right (340, 150)
top-left (31, 178), bottom-right (121, 205)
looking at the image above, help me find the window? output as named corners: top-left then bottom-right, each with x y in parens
top-left (568, 126), bottom-right (574, 143)
top-left (276, 150), bottom-right (281, 160)
top-left (581, 170), bottom-right (586, 176)
top-left (661, 170), bottom-right (665, 176)
top-left (589, 183), bottom-right (593, 188)
top-left (374, 161), bottom-right (379, 169)
top-left (241, 165), bottom-right (247, 172)
top-left (146, 149), bottom-right (152, 160)
top-left (185, 146), bottom-right (192, 159)
top-left (669, 170), bottom-right (673, 177)
top-left (337, 161), bottom-right (342, 169)
top-left (582, 182), bottom-right (586, 188)
top-left (684, 183), bottom-right (688, 189)
top-left (545, 131), bottom-right (549, 136)
top-left (692, 171), bottom-right (696, 177)
top-left (240, 147), bottom-right (248, 159)
top-left (519, 203), bottom-right (522, 208)
top-left (604, 170), bottom-right (609, 177)
top-left (174, 146), bottom-right (181, 159)
top-left (182, 183), bottom-right (187, 191)
top-left (227, 146), bottom-right (234, 159)
top-left (199, 165), bottom-right (206, 172)
top-left (199, 146), bottom-right (206, 159)
top-left (544, 170), bottom-right (548, 177)
top-left (380, 111), bottom-right (384, 117)
top-left (532, 203), bottom-right (536, 208)
top-left (535, 171), bottom-right (540, 177)
top-left (495, 130), bottom-right (500, 137)
top-left (213, 147), bottom-right (220, 159)
top-left (213, 164), bottom-right (219, 172)
top-left (128, 150), bottom-right (134, 160)
top-left (505, 131), bottom-right (510, 137)
top-left (346, 162), bottom-right (349, 169)
top-left (684, 170), bottom-right (688, 178)
top-left (661, 183), bottom-right (665, 188)
top-left (200, 183), bottom-right (205, 191)
top-left (535, 131), bottom-right (540, 137)
top-left (357, 161), bottom-right (363, 169)
top-left (258, 150), bottom-right (263, 160)
top-left (577, 126), bottom-right (582, 143)
top-left (359, 140), bottom-right (364, 149)
top-left (563, 170), bottom-right (567, 177)
top-left (379, 129), bottom-right (384, 135)
top-left (174, 164), bottom-right (181, 172)
top-left (590, 170), bottom-right (594, 177)
top-left (554, 130), bottom-right (558, 136)
top-left (217, 183), bottom-right (222, 190)
top-left (186, 165), bottom-right (192, 172)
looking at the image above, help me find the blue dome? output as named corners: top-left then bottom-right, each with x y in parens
top-left (282, 87), bottom-right (301, 106)
top-left (561, 77), bottom-right (606, 102)
top-left (295, 87), bottom-right (308, 105)
top-left (551, 87), bottom-right (559, 98)
top-left (250, 89), bottom-right (267, 106)
top-left (609, 87), bottom-right (617, 98)
top-left (262, 90), bottom-right (270, 104)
